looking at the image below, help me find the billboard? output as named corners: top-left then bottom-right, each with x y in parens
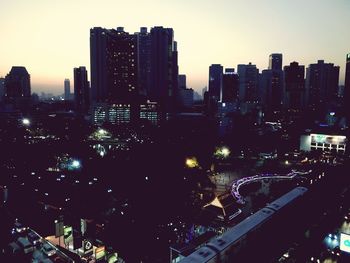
top-left (340, 233), bottom-right (350, 253)
top-left (310, 134), bottom-right (346, 145)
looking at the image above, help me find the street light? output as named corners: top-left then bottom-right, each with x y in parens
top-left (214, 146), bottom-right (231, 159)
top-left (185, 157), bottom-right (199, 168)
top-left (22, 118), bottom-right (30, 126)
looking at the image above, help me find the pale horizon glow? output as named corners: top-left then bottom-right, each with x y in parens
top-left (0, 0), bottom-right (349, 95)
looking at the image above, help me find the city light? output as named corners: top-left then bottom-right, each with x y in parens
top-left (22, 118), bottom-right (30, 126)
top-left (185, 157), bottom-right (199, 168)
top-left (214, 146), bottom-right (231, 159)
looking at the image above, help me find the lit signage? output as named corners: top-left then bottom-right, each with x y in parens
top-left (340, 233), bottom-right (350, 253)
top-left (310, 134), bottom-right (346, 145)
top-left (63, 226), bottom-right (73, 245)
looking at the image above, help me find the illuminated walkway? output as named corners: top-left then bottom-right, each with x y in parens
top-left (230, 170), bottom-right (310, 204)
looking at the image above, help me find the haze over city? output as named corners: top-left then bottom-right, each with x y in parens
top-left (1, 0), bottom-right (350, 95)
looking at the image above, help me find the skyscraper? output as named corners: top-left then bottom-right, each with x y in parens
top-left (305, 60), bottom-right (339, 107)
top-left (0, 77), bottom-right (4, 101)
top-left (74, 67), bottom-right (90, 113)
top-left (149, 26), bottom-right (178, 111)
top-left (344, 53), bottom-right (350, 120)
top-left (269, 53), bottom-right (282, 71)
top-left (260, 54), bottom-right (284, 112)
top-left (284, 62), bottom-right (305, 110)
top-left (220, 68), bottom-right (239, 103)
top-left (4, 66), bottom-right (31, 99)
top-left (136, 27), bottom-right (151, 96)
top-left (237, 63), bottom-right (259, 103)
top-left (178, 74), bottom-right (186, 89)
top-left (90, 27), bottom-right (138, 104)
top-left (64, 79), bottom-right (71, 100)
top-left (208, 64), bottom-right (223, 100)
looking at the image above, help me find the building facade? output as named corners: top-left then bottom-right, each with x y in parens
top-left (74, 67), bottom-right (90, 114)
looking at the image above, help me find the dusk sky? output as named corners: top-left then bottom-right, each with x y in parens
top-left (0, 0), bottom-right (349, 95)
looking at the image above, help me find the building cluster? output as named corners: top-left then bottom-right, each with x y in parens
top-left (1, 29), bottom-right (350, 129)
top-left (205, 54), bottom-right (346, 118)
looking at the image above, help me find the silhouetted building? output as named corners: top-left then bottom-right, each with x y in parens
top-left (74, 67), bottom-right (90, 114)
top-left (178, 74), bottom-right (186, 89)
top-left (149, 26), bottom-right (178, 113)
top-left (90, 27), bottom-right (138, 104)
top-left (237, 63), bottom-right (259, 103)
top-left (284, 62), bottom-right (305, 110)
top-left (178, 88), bottom-right (194, 109)
top-left (220, 68), bottom-right (239, 103)
top-left (4, 66), bottom-right (31, 99)
top-left (259, 54), bottom-right (284, 112)
top-left (269, 53), bottom-right (282, 71)
top-left (136, 27), bottom-right (151, 96)
top-left (0, 77), bottom-right (4, 101)
top-left (64, 79), bottom-right (71, 100)
top-left (305, 60), bottom-right (339, 107)
top-left (208, 64), bottom-right (223, 100)
top-left (344, 53), bottom-right (350, 120)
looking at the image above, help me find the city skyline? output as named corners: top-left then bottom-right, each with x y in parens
top-left (0, 0), bottom-right (350, 95)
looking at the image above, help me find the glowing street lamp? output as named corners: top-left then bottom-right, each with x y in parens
top-left (214, 146), bottom-right (231, 159)
top-left (22, 118), bottom-right (31, 126)
top-left (185, 157), bottom-right (199, 168)
top-left (70, 160), bottom-right (81, 169)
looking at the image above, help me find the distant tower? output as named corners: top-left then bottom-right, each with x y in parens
top-left (343, 53), bottom-right (350, 120)
top-left (208, 64), bottom-right (223, 100)
top-left (221, 68), bottom-right (239, 103)
top-left (74, 67), bottom-right (90, 113)
top-left (4, 66), bottom-right (31, 99)
top-left (284, 62), bottom-right (305, 110)
top-left (269, 53), bottom-right (282, 71)
top-left (0, 77), bottom-right (5, 101)
top-left (64, 79), bottom-right (71, 100)
top-left (260, 54), bottom-right (284, 111)
top-left (136, 27), bottom-right (151, 96)
top-left (237, 63), bottom-right (259, 103)
top-left (305, 60), bottom-right (339, 107)
top-left (178, 74), bottom-right (186, 89)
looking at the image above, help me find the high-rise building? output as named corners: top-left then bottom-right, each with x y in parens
top-left (305, 60), bottom-right (339, 107)
top-left (136, 27), bottom-right (151, 96)
top-left (344, 53), bottom-right (350, 120)
top-left (149, 26), bottom-right (178, 111)
top-left (4, 66), bottom-right (31, 99)
top-left (208, 64), bottom-right (223, 100)
top-left (269, 53), bottom-right (282, 71)
top-left (284, 62), bottom-right (305, 110)
top-left (90, 27), bottom-right (138, 104)
top-left (0, 77), bottom-right (4, 101)
top-left (260, 54), bottom-right (284, 112)
top-left (220, 68), bottom-right (239, 103)
top-left (64, 79), bottom-right (71, 100)
top-left (74, 67), bottom-right (90, 113)
top-left (178, 74), bottom-right (186, 89)
top-left (237, 63), bottom-right (259, 103)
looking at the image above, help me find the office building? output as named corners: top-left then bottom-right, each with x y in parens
top-left (92, 103), bottom-right (131, 126)
top-left (284, 62), bottom-right (305, 110)
top-left (0, 77), bottom-right (4, 101)
top-left (237, 63), bottom-right (259, 103)
top-left (306, 60), bottom-right (339, 107)
top-left (208, 64), bottom-right (223, 100)
top-left (344, 53), bottom-right (350, 120)
top-left (74, 67), bottom-right (90, 114)
top-left (90, 27), bottom-right (138, 104)
top-left (64, 79), bottom-right (71, 100)
top-left (149, 26), bottom-right (178, 111)
top-left (136, 27), bottom-right (151, 96)
top-left (269, 53), bottom-right (282, 71)
top-left (178, 74), bottom-right (186, 89)
top-left (4, 66), bottom-right (31, 99)
top-left (220, 68), bottom-right (239, 103)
